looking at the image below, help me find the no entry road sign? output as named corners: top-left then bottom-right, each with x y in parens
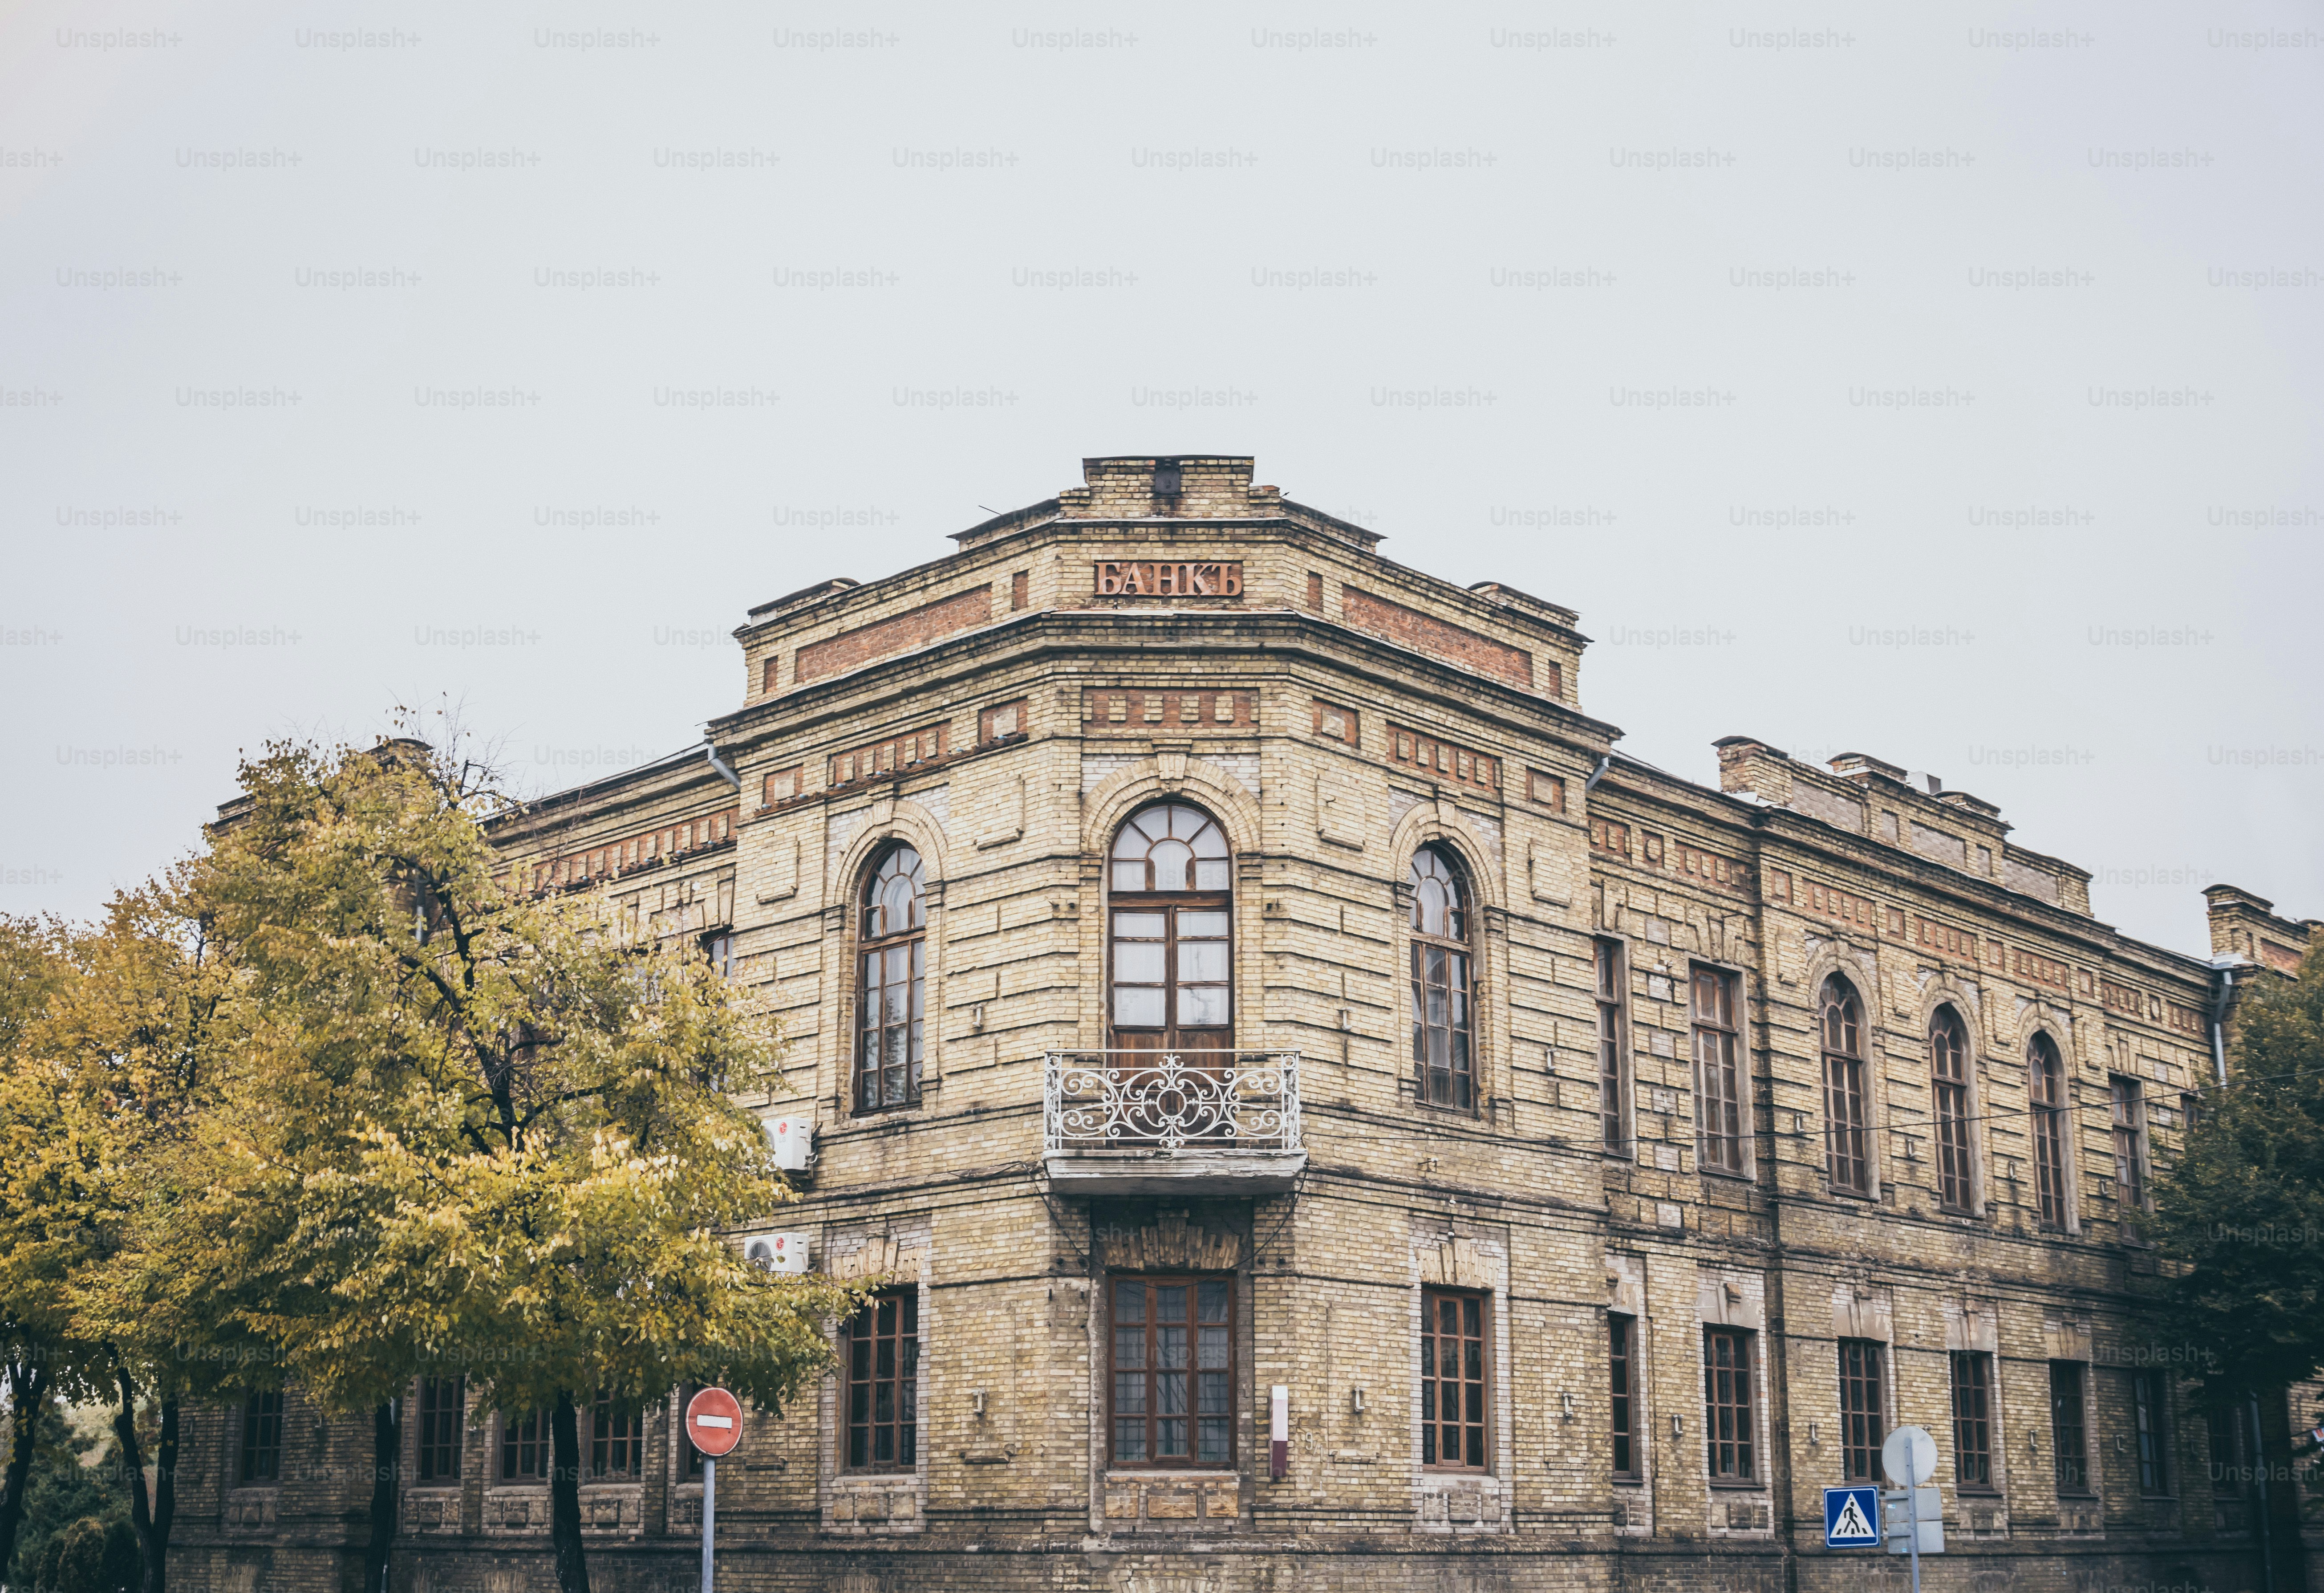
top-left (1825, 1485), bottom-right (1880, 1548)
top-left (686, 1386), bottom-right (742, 1458)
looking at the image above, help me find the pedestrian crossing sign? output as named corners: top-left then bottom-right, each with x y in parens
top-left (1825, 1485), bottom-right (1880, 1547)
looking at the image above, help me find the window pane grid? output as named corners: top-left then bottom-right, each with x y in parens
top-left (1109, 1276), bottom-right (1232, 1469)
top-left (1702, 1328), bottom-right (1755, 1480)
top-left (1950, 1351), bottom-right (1994, 1488)
top-left (1694, 969), bottom-right (1744, 1173)
top-left (1821, 980), bottom-right (1870, 1193)
top-left (1931, 1010), bottom-right (1974, 1211)
top-left (1609, 1314), bottom-right (1638, 1477)
top-left (1838, 1340), bottom-right (1884, 1482)
top-left (590, 1390), bottom-right (639, 1479)
top-left (2111, 1076), bottom-right (2147, 1208)
top-left (2030, 1036), bottom-right (2068, 1227)
top-left (2051, 1361), bottom-right (2090, 1494)
top-left (1410, 850), bottom-right (1475, 1111)
top-left (857, 845), bottom-right (926, 1112)
top-left (1597, 939), bottom-right (1626, 1150)
top-left (2133, 1370), bottom-right (2168, 1495)
top-left (501, 1410), bottom-right (546, 1482)
top-left (417, 1377), bottom-right (463, 1482)
top-left (845, 1288), bottom-right (920, 1473)
top-left (1421, 1289), bottom-right (1490, 1471)
top-left (239, 1391), bottom-right (283, 1484)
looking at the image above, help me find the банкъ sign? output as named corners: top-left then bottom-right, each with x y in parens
top-left (1094, 560), bottom-right (1243, 598)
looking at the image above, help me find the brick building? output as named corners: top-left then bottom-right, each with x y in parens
top-left (174, 456), bottom-right (2319, 1593)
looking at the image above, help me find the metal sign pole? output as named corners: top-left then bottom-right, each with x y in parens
top-left (700, 1457), bottom-right (716, 1593)
top-left (1904, 1446), bottom-right (1922, 1593)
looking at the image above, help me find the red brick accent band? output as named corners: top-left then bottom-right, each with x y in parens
top-left (793, 585), bottom-right (993, 685)
top-left (1341, 587), bottom-right (1533, 690)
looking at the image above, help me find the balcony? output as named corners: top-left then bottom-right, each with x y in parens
top-left (1042, 1050), bottom-right (1306, 1198)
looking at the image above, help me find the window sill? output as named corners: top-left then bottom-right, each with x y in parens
top-left (1105, 1467), bottom-right (1237, 1480)
top-left (1706, 1478), bottom-right (1765, 1491)
top-left (1957, 1486), bottom-right (2002, 1498)
top-left (1422, 1466), bottom-right (1493, 1478)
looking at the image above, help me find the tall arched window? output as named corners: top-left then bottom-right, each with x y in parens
top-left (1108, 803), bottom-right (1232, 1056)
top-left (2028, 1032), bottom-right (2068, 1228)
top-left (1931, 1007), bottom-right (1974, 1211)
top-left (856, 845), bottom-right (925, 1111)
top-left (1409, 847), bottom-right (1474, 1110)
top-left (1820, 976), bottom-right (1870, 1194)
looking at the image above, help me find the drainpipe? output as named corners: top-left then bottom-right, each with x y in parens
top-left (704, 741), bottom-right (741, 788)
top-left (1584, 753), bottom-right (1614, 794)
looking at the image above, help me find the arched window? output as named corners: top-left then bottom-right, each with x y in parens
top-left (1820, 976), bottom-right (1870, 1194)
top-left (856, 845), bottom-right (925, 1111)
top-left (1409, 847), bottom-right (1475, 1109)
top-left (1931, 1008), bottom-right (1974, 1211)
top-left (1108, 803), bottom-right (1231, 1055)
top-left (2028, 1033), bottom-right (2068, 1228)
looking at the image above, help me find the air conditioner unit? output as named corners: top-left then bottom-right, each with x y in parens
top-left (763, 1112), bottom-right (814, 1170)
top-left (746, 1232), bottom-right (812, 1274)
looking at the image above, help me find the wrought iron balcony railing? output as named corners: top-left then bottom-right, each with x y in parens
top-left (1042, 1050), bottom-right (1303, 1156)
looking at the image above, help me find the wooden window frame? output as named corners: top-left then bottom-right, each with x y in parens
top-left (238, 1390), bottom-right (283, 1485)
top-left (1931, 1007), bottom-right (1976, 1213)
top-left (1408, 847), bottom-right (1476, 1113)
top-left (2029, 1034), bottom-right (2070, 1229)
top-left (1702, 1327), bottom-right (1757, 1484)
top-left (1596, 938), bottom-right (1630, 1154)
top-left (500, 1409), bottom-right (548, 1484)
top-left (588, 1391), bottom-right (641, 1481)
top-left (1950, 1350), bottom-right (1997, 1493)
top-left (855, 845), bottom-right (927, 1114)
top-left (1692, 966), bottom-right (1746, 1176)
top-left (1107, 1274), bottom-right (1236, 1471)
top-left (2132, 1369), bottom-right (2170, 1496)
top-left (1609, 1312), bottom-right (1640, 1479)
top-left (416, 1376), bottom-right (464, 1483)
top-left (2110, 1074), bottom-right (2149, 1211)
top-left (844, 1287), bottom-right (921, 1474)
top-left (2050, 1361), bottom-right (2093, 1496)
top-left (1421, 1288), bottom-right (1491, 1473)
top-left (1820, 976), bottom-right (1872, 1196)
top-left (1837, 1339), bottom-right (1885, 1483)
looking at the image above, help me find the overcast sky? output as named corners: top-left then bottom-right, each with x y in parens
top-left (5, 0), bottom-right (2319, 958)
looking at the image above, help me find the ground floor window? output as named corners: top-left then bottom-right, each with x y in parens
top-left (1423, 1289), bottom-right (1490, 1470)
top-left (1109, 1276), bottom-right (1233, 1468)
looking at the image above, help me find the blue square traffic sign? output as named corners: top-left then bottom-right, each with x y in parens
top-left (1825, 1485), bottom-right (1880, 1547)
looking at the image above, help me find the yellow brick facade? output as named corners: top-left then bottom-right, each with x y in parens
top-left (173, 455), bottom-right (2318, 1593)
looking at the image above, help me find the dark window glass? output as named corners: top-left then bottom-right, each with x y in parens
top-left (417, 1377), bottom-right (463, 1482)
top-left (1422, 1289), bottom-right (1490, 1471)
top-left (1109, 1276), bottom-right (1233, 1468)
top-left (845, 1288), bottom-right (920, 1473)
top-left (1703, 1328), bottom-right (1755, 1481)
top-left (2111, 1075), bottom-right (2147, 1210)
top-left (238, 1391), bottom-right (283, 1484)
top-left (1597, 939), bottom-right (1627, 1150)
top-left (501, 1410), bottom-right (547, 1482)
top-left (1821, 977), bottom-right (1870, 1194)
top-left (2209, 1402), bottom-right (2245, 1498)
top-left (2051, 1361), bottom-right (2090, 1494)
top-left (1838, 1339), bottom-right (1885, 1482)
top-left (1950, 1351), bottom-right (1995, 1490)
top-left (1409, 849), bottom-right (1474, 1111)
top-left (1693, 969), bottom-right (1744, 1173)
top-left (856, 845), bottom-right (926, 1112)
top-left (590, 1390), bottom-right (640, 1479)
top-left (1609, 1314), bottom-right (1638, 1477)
top-left (2029, 1035), bottom-right (2069, 1227)
top-left (1931, 1008), bottom-right (1974, 1211)
top-left (2133, 1370), bottom-right (2169, 1495)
